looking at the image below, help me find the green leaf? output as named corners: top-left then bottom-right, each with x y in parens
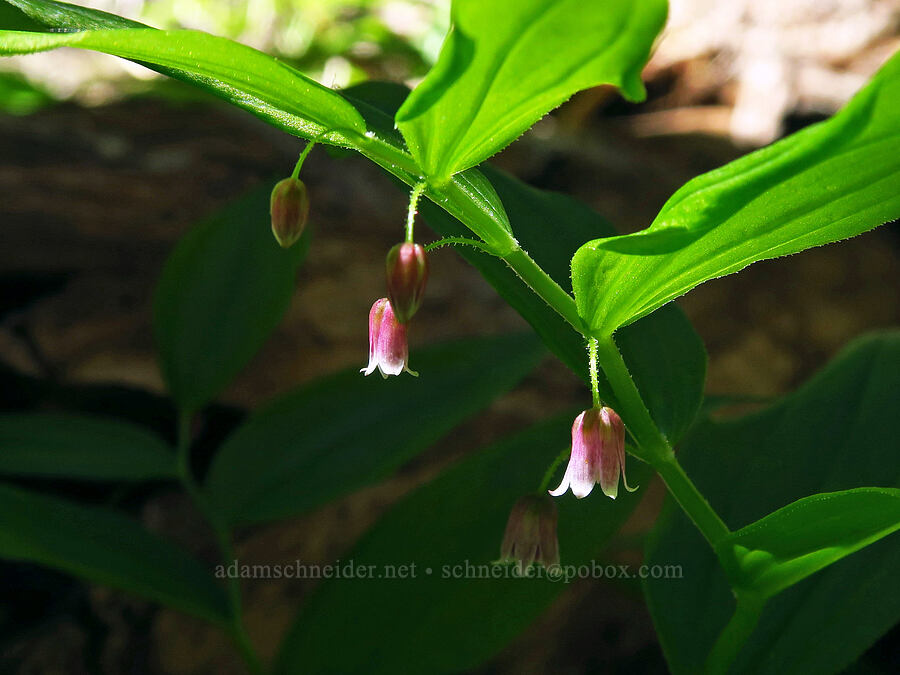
top-left (0, 413), bottom-right (175, 480)
top-left (0, 23), bottom-right (366, 141)
top-left (275, 414), bottom-right (652, 675)
top-left (153, 182), bottom-right (308, 412)
top-left (0, 1), bottom-right (42, 30)
top-left (204, 334), bottom-right (545, 526)
top-left (0, 482), bottom-right (229, 624)
top-left (3, 0), bottom-right (144, 29)
top-left (644, 332), bottom-right (900, 675)
top-left (0, 7), bottom-right (516, 256)
top-left (719, 488), bottom-right (900, 599)
top-left (395, 0), bottom-right (667, 182)
top-left (421, 164), bottom-right (706, 443)
top-left (348, 83), bottom-right (706, 443)
top-left (341, 81), bottom-right (515, 249)
top-left (572, 50), bottom-right (900, 335)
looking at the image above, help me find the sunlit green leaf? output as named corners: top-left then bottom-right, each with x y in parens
top-left (204, 334), bottom-right (545, 526)
top-left (0, 3), bottom-right (517, 255)
top-left (572, 50), bottom-right (900, 335)
top-left (0, 0), bottom-right (42, 30)
top-left (0, 482), bottom-right (229, 624)
top-left (4, 0), bottom-right (144, 30)
top-left (395, 0), bottom-right (667, 182)
top-left (420, 164), bottom-right (706, 444)
top-left (0, 27), bottom-right (366, 136)
top-left (341, 81), bottom-right (514, 247)
top-left (345, 81), bottom-right (707, 444)
top-left (0, 413), bottom-right (175, 480)
top-left (644, 332), bottom-right (900, 675)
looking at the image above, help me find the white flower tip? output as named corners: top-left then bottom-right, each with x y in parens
top-left (548, 475), bottom-right (570, 497)
top-left (571, 484), bottom-right (594, 499)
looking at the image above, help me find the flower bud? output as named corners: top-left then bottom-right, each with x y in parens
top-left (360, 298), bottom-right (418, 378)
top-left (499, 494), bottom-right (560, 573)
top-left (385, 242), bottom-right (429, 323)
top-left (549, 406), bottom-right (637, 499)
top-left (269, 177), bottom-right (309, 248)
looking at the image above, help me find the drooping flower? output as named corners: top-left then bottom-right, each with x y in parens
top-left (499, 494), bottom-right (560, 572)
top-left (269, 177), bottom-right (309, 248)
top-left (360, 298), bottom-right (418, 378)
top-left (385, 242), bottom-right (429, 323)
top-left (549, 406), bottom-right (637, 499)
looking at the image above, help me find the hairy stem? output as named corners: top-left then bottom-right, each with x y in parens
top-left (405, 181), bottom-right (427, 243)
top-left (352, 147), bottom-right (583, 332)
top-left (176, 412), bottom-right (263, 675)
top-left (587, 337), bottom-right (601, 408)
top-left (290, 139), bottom-right (316, 180)
top-left (354, 133), bottom-right (730, 550)
top-left (594, 335), bottom-right (730, 546)
top-left (654, 454), bottom-right (731, 546)
top-left (593, 335), bottom-right (669, 458)
top-left (502, 247), bottom-right (583, 331)
top-left (424, 236), bottom-right (500, 256)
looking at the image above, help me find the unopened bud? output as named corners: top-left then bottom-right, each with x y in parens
top-left (270, 177), bottom-right (309, 248)
top-left (385, 242), bottom-right (428, 323)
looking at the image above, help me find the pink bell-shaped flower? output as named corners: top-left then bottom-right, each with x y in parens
top-left (385, 242), bottom-right (429, 323)
top-left (549, 406), bottom-right (637, 499)
top-left (499, 494), bottom-right (560, 573)
top-left (360, 298), bottom-right (418, 378)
